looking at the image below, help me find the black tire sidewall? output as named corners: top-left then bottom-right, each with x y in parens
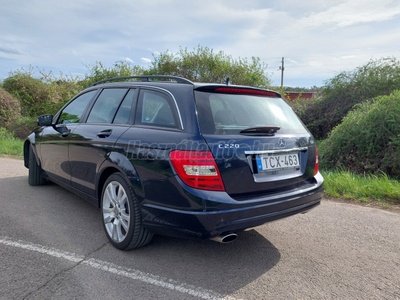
top-left (29, 144), bottom-right (45, 186)
top-left (100, 172), bottom-right (139, 250)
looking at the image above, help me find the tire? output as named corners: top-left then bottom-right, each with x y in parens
top-left (101, 172), bottom-right (153, 250)
top-left (28, 145), bottom-right (46, 186)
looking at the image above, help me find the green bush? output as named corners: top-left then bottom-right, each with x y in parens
top-left (3, 72), bottom-right (52, 116)
top-left (0, 86), bottom-right (22, 128)
top-left (0, 127), bottom-right (15, 139)
top-left (11, 116), bottom-right (38, 139)
top-left (299, 57), bottom-right (400, 139)
top-left (320, 90), bottom-right (400, 180)
top-left (288, 95), bottom-right (321, 118)
top-left (2, 69), bottom-right (81, 117)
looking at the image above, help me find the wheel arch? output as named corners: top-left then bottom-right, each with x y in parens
top-left (96, 166), bottom-right (120, 207)
top-left (96, 151), bottom-right (142, 208)
top-left (23, 140), bottom-right (30, 168)
top-left (24, 133), bottom-right (36, 168)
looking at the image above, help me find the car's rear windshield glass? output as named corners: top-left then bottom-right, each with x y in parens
top-left (195, 91), bottom-right (308, 135)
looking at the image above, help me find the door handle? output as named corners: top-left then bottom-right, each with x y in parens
top-left (97, 130), bottom-right (112, 138)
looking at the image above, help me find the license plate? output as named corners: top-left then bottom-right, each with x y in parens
top-left (256, 153), bottom-right (300, 172)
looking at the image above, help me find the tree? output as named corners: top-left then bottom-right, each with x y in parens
top-left (81, 61), bottom-right (145, 88)
top-left (145, 46), bottom-right (271, 88)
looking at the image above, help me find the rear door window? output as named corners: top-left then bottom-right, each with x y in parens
top-left (87, 88), bottom-right (128, 123)
top-left (113, 89), bottom-right (136, 124)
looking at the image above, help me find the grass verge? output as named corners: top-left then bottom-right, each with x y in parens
top-left (322, 169), bottom-right (400, 206)
top-left (0, 128), bottom-right (24, 157)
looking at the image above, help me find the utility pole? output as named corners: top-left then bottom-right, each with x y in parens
top-left (279, 57), bottom-right (285, 88)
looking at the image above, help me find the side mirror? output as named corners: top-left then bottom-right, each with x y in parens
top-left (37, 114), bottom-right (53, 126)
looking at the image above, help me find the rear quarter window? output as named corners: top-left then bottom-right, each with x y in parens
top-left (135, 89), bottom-right (181, 129)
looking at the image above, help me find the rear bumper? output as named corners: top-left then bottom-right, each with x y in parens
top-left (142, 173), bottom-right (324, 239)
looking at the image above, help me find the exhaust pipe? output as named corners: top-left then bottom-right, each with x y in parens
top-left (210, 233), bottom-right (238, 244)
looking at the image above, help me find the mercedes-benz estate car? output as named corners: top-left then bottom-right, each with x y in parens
top-left (24, 75), bottom-right (324, 250)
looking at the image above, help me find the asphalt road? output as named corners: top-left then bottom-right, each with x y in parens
top-left (0, 157), bottom-right (399, 300)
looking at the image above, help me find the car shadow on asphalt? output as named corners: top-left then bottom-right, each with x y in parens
top-left (113, 226), bottom-right (281, 295)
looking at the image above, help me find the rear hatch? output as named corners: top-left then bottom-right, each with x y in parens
top-left (194, 86), bottom-right (318, 199)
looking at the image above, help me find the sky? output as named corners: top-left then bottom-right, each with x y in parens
top-left (1, 0), bottom-right (400, 88)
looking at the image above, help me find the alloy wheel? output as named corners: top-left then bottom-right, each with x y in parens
top-left (102, 181), bottom-right (131, 243)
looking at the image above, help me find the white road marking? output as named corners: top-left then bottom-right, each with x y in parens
top-left (0, 236), bottom-right (238, 300)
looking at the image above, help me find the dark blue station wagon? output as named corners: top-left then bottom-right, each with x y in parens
top-left (24, 76), bottom-right (324, 250)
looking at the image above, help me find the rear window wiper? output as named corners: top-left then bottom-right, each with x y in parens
top-left (240, 125), bottom-right (281, 135)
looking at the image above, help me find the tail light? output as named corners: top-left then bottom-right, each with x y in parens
top-left (169, 150), bottom-right (225, 191)
top-left (314, 145), bottom-right (319, 176)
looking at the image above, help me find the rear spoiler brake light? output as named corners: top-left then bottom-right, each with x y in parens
top-left (215, 88), bottom-right (279, 97)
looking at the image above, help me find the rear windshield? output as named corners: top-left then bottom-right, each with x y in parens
top-left (195, 91), bottom-right (308, 135)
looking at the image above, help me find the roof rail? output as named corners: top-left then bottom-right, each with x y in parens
top-left (89, 75), bottom-right (194, 87)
